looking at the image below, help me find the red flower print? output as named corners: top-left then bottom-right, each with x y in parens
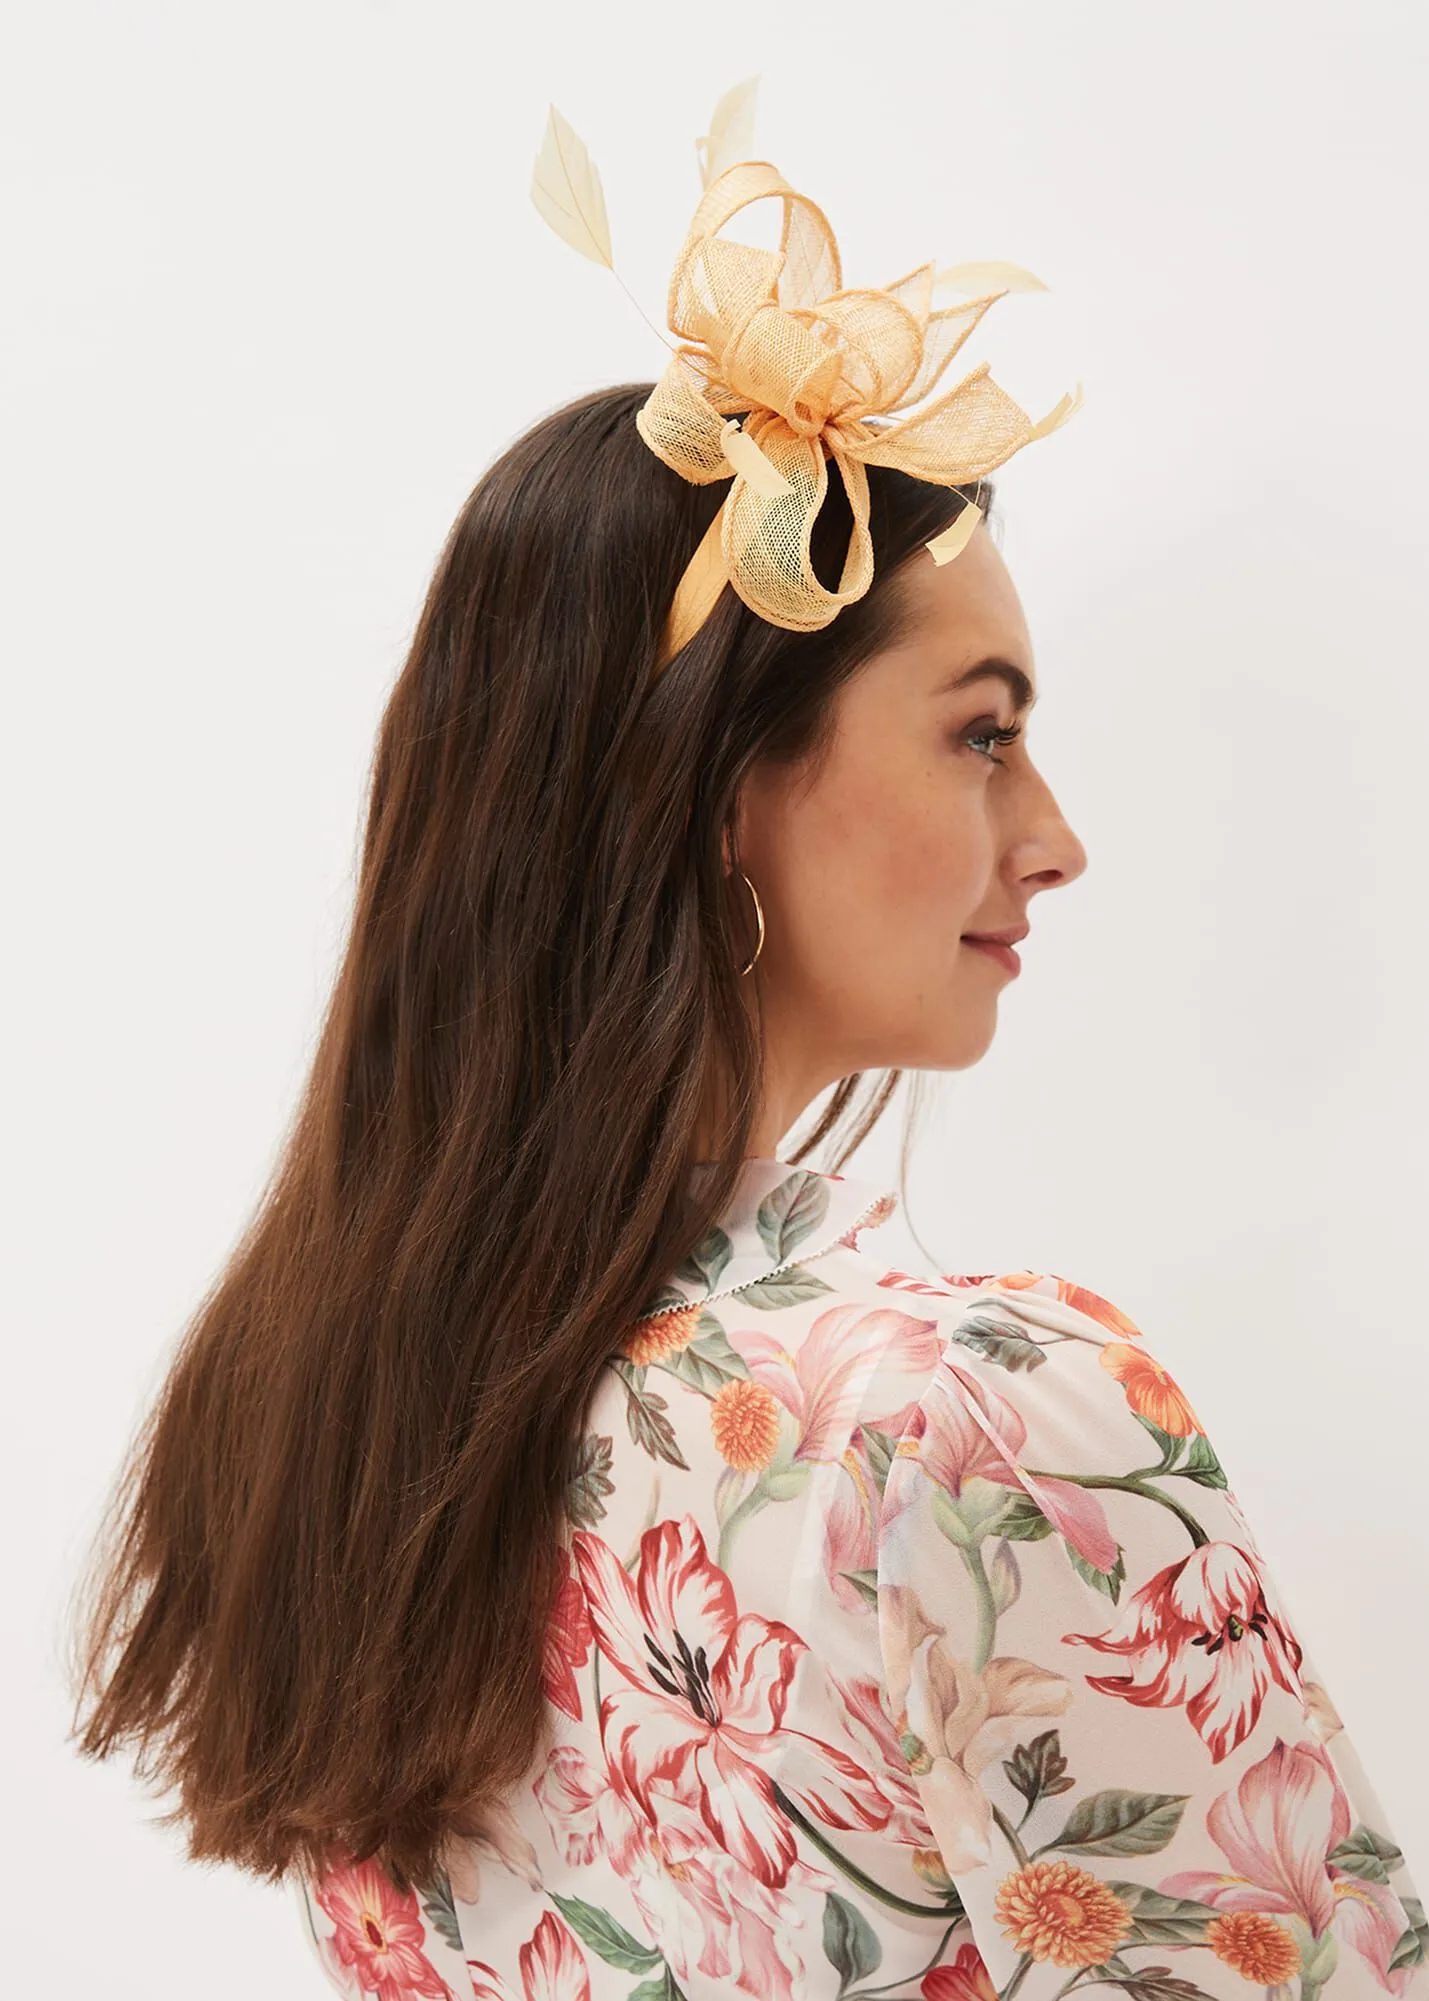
top-left (922, 1940), bottom-right (1000, 2001)
top-left (1162, 1736), bottom-right (1418, 1992)
top-left (833, 1669), bottom-right (937, 1847)
top-left (534, 1749), bottom-right (813, 2001)
top-left (312, 1855), bottom-right (453, 2000)
top-left (518, 1912), bottom-right (591, 2001)
top-left (533, 1743), bottom-right (646, 1873)
top-left (572, 1514), bottom-right (890, 1885)
top-left (1061, 1541), bottom-right (1304, 1760)
top-left (542, 1544), bottom-right (592, 1723)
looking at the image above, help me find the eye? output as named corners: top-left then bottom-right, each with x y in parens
top-left (961, 718), bottom-right (1023, 766)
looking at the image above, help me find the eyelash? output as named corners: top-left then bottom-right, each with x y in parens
top-left (962, 720), bottom-right (1023, 765)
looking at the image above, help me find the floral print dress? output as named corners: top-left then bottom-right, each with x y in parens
top-left (295, 1155), bottom-right (1427, 2001)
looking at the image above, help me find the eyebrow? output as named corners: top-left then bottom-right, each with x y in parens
top-left (936, 657), bottom-right (1039, 715)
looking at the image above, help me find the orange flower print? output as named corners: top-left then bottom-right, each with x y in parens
top-left (992, 1857), bottom-right (1132, 1967)
top-left (624, 1304), bottom-right (702, 1367)
top-left (1099, 1340), bottom-right (1202, 1434)
top-left (1206, 1911), bottom-right (1301, 1984)
top-left (921, 1940), bottom-right (999, 2001)
top-left (1163, 1735), bottom-right (1416, 1987)
top-left (312, 1854), bottom-right (453, 2000)
top-left (711, 1378), bottom-right (781, 1470)
top-left (1056, 1277), bottom-right (1143, 1338)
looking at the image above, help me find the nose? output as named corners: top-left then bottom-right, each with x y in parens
top-left (1017, 771), bottom-right (1088, 895)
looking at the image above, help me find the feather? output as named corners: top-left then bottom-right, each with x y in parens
top-left (720, 417), bottom-right (793, 497)
top-left (934, 259), bottom-right (1049, 295)
top-left (696, 75), bottom-right (761, 189)
top-left (924, 502), bottom-right (983, 567)
top-left (530, 103), bottom-right (613, 267)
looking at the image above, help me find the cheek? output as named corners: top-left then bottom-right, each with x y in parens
top-left (771, 757), bottom-right (994, 965)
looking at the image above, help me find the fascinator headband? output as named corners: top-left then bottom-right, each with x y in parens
top-left (531, 79), bottom-right (1082, 675)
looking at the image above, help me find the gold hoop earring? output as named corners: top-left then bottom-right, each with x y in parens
top-left (738, 870), bottom-right (765, 976)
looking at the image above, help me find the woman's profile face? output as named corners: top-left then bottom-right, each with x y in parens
top-left (734, 524), bottom-right (1088, 1128)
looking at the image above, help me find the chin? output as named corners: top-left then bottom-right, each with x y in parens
top-left (890, 1014), bottom-right (999, 1073)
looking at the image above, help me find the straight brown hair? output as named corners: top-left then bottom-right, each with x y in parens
top-left (65, 382), bottom-right (994, 1893)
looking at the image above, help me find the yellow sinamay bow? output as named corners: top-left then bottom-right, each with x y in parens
top-left (531, 91), bottom-right (1082, 674)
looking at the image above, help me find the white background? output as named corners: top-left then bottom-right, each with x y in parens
top-left (6, 1), bottom-right (1427, 1994)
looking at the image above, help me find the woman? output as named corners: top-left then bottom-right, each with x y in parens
top-left (66, 363), bottom-right (1426, 2000)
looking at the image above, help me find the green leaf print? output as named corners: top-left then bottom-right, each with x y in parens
top-left (757, 1169), bottom-right (830, 1261)
top-left (1038, 1787), bottom-right (1189, 1858)
top-left (861, 1425), bottom-right (895, 1495)
top-left (1102, 1881), bottom-right (1224, 1945)
top-left (547, 1893), bottom-right (663, 1973)
top-left (821, 1889), bottom-right (882, 1991)
top-left (628, 1966), bottom-right (687, 2001)
top-left (566, 1434), bottom-right (615, 1526)
top-left (1066, 1536), bottom-right (1127, 1602)
top-left (659, 1324), bottom-right (751, 1396)
top-left (1327, 1822), bottom-right (1405, 1883)
top-left (997, 1492), bottom-right (1056, 1542)
top-left (740, 1265), bottom-right (836, 1309)
top-left (1388, 1895), bottom-right (1427, 1971)
top-left (417, 1867), bottom-right (463, 1953)
top-left (614, 1364), bottom-right (689, 1470)
top-left (949, 1312), bottom-right (1050, 1373)
top-left (672, 1223), bottom-right (734, 1293)
top-left (1001, 1729), bottom-right (1074, 1817)
top-left (839, 1568), bottom-right (880, 1609)
top-left (1094, 1969), bottom-right (1218, 2001)
top-left (1176, 1432), bottom-right (1227, 1487)
top-left (636, 1284), bottom-right (691, 1318)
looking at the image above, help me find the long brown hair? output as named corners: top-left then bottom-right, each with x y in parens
top-left (65, 381), bottom-right (995, 1892)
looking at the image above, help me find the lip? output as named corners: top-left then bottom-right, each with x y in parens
top-left (962, 926), bottom-right (1027, 976)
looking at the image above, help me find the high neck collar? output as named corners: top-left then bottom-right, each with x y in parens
top-left (638, 1154), bottom-right (900, 1320)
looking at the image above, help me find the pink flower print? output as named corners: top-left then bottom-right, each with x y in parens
top-left (465, 1965), bottom-right (509, 2001)
top-left (1161, 1736), bottom-right (1418, 1992)
top-left (912, 1366), bottom-right (1121, 1575)
top-left (572, 1514), bottom-right (890, 1885)
top-left (730, 1304), bottom-right (943, 1602)
top-left (822, 1427), bottom-right (890, 1610)
top-left (518, 1912), bottom-right (591, 2001)
top-left (1061, 1541), bottom-right (1305, 1761)
top-left (542, 1544), bottom-right (593, 1724)
top-left (730, 1303), bottom-right (943, 1464)
top-left (311, 1855), bottom-right (454, 2001)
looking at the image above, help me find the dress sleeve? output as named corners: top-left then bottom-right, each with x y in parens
top-left (291, 1851), bottom-right (477, 1999)
top-left (874, 1270), bottom-right (1428, 2001)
